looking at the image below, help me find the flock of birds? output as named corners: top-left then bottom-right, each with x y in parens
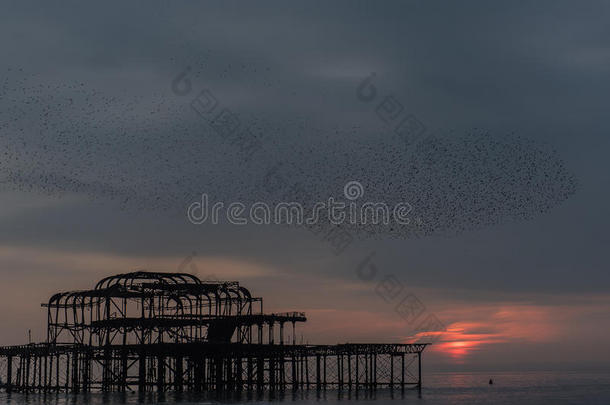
top-left (269, 127), bottom-right (577, 238)
top-left (0, 65), bottom-right (577, 239)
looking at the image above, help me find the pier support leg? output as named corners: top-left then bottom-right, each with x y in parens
top-left (291, 355), bottom-right (297, 390)
top-left (401, 353), bottom-right (405, 389)
top-left (72, 350), bottom-right (79, 393)
top-left (247, 356), bottom-right (253, 391)
top-left (175, 356), bottom-right (183, 392)
top-left (316, 355), bottom-right (320, 390)
top-left (157, 355), bottom-right (165, 393)
top-left (347, 354), bottom-right (352, 390)
top-left (390, 355), bottom-right (394, 389)
top-left (323, 355), bottom-right (326, 389)
top-left (138, 350), bottom-right (146, 392)
top-left (256, 357), bottom-right (264, 391)
top-left (6, 356), bottom-right (12, 393)
top-left (418, 351), bottom-right (422, 394)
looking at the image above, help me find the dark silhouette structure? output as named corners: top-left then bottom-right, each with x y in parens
top-left (0, 271), bottom-right (426, 393)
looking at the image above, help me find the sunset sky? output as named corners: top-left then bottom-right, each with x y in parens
top-left (0, 1), bottom-right (609, 373)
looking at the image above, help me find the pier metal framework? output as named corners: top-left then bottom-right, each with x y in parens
top-left (0, 271), bottom-right (427, 393)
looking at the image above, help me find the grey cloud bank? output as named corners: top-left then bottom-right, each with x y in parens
top-left (0, 0), bottom-right (608, 368)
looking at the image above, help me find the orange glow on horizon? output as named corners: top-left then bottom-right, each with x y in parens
top-left (423, 324), bottom-right (503, 362)
top-left (414, 305), bottom-right (561, 363)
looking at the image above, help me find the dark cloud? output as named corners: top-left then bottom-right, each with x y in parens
top-left (0, 1), bottom-right (607, 298)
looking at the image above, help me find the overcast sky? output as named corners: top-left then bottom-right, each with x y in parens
top-left (0, 1), bottom-right (609, 371)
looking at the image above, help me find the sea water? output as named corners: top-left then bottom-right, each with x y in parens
top-left (1, 371), bottom-right (609, 405)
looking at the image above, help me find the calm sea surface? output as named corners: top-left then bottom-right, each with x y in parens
top-left (1, 371), bottom-right (609, 405)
